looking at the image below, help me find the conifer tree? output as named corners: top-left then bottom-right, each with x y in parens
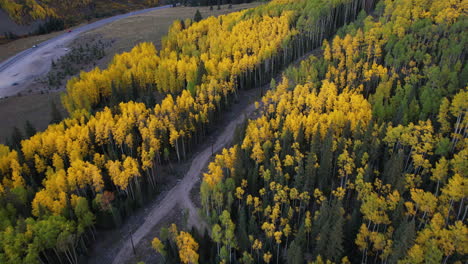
top-left (194, 10), bottom-right (203, 22)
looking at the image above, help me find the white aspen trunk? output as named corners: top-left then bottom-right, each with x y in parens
top-left (175, 138), bottom-right (181, 162)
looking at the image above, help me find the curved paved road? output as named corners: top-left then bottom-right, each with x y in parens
top-left (112, 103), bottom-right (256, 264)
top-left (0, 4), bottom-right (172, 98)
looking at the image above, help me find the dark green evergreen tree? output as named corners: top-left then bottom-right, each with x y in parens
top-left (389, 220), bottom-right (416, 264)
top-left (24, 120), bottom-right (37, 138)
top-left (312, 200), bottom-right (344, 262)
top-left (236, 208), bottom-right (250, 251)
top-left (318, 128), bottom-right (333, 191)
top-left (287, 240), bottom-right (303, 264)
top-left (10, 126), bottom-right (23, 150)
top-left (50, 101), bottom-right (63, 124)
top-left (194, 10), bottom-right (203, 22)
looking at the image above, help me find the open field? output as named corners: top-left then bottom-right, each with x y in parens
top-left (0, 92), bottom-right (66, 143)
top-left (0, 3), bottom-right (262, 145)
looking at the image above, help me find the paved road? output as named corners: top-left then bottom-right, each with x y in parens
top-left (0, 4), bottom-right (172, 99)
top-left (112, 103), bottom-right (256, 264)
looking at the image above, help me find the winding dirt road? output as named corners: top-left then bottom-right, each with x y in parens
top-left (112, 103), bottom-right (256, 264)
top-left (110, 45), bottom-right (322, 264)
top-left (0, 5), bottom-right (171, 99)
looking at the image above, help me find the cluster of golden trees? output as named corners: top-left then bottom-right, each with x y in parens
top-left (1, 0), bottom-right (375, 262)
top-left (196, 0), bottom-right (467, 263)
top-left (61, 9), bottom-right (295, 113)
top-left (152, 224), bottom-right (200, 264)
top-left (20, 96), bottom-right (210, 214)
top-left (0, 96), bottom-right (208, 262)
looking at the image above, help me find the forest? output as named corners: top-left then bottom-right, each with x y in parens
top-left (0, 0), bottom-right (160, 25)
top-left (0, 0), bottom-right (466, 263)
top-left (0, 0), bottom-right (257, 26)
top-left (182, 0), bottom-right (259, 7)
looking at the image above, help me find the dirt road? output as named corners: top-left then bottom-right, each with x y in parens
top-left (112, 103), bottom-right (256, 264)
top-left (109, 45), bottom-right (322, 264)
top-left (0, 5), bottom-right (171, 99)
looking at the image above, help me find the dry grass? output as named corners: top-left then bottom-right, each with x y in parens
top-left (0, 92), bottom-right (67, 143)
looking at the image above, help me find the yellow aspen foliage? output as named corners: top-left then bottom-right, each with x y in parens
top-left (314, 189), bottom-right (326, 204)
top-left (332, 187), bottom-right (346, 200)
top-left (274, 231), bottom-right (282, 244)
top-left (203, 162), bottom-right (223, 189)
top-left (261, 222), bottom-right (275, 239)
top-left (337, 150), bottom-right (354, 185)
top-left (152, 237), bottom-right (166, 257)
top-left (34, 154), bottom-right (47, 174)
top-left (67, 160), bottom-right (103, 193)
top-left (52, 153), bottom-right (64, 171)
top-left (440, 174), bottom-right (468, 205)
top-left (251, 143), bottom-right (265, 164)
top-left (410, 188), bottom-right (437, 216)
top-left (235, 187), bottom-right (245, 200)
top-left (62, 8), bottom-right (296, 115)
top-left (32, 169), bottom-right (69, 216)
top-left (3, 0), bottom-right (467, 262)
top-left (356, 179), bottom-right (400, 225)
top-left (0, 146), bottom-right (24, 190)
top-left (263, 251), bottom-right (273, 263)
top-left (304, 211), bottom-right (312, 233)
top-left (252, 238), bottom-right (263, 251)
top-left (93, 153), bottom-right (106, 169)
top-left (406, 213), bottom-right (468, 262)
top-left (431, 157), bottom-right (448, 184)
top-left (242, 77), bottom-right (371, 156)
top-left (176, 231), bottom-right (199, 264)
top-left (106, 156), bottom-right (140, 194)
top-left (437, 98), bottom-right (452, 134)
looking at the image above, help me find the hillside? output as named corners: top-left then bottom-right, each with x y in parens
top-left (0, 0), bottom-right (466, 263)
top-left (0, 0), bottom-right (159, 26)
top-left (0, 8), bottom-right (42, 36)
